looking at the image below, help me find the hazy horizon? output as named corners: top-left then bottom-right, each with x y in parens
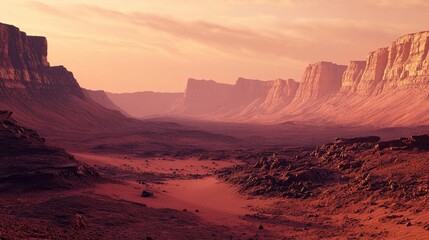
top-left (2, 0), bottom-right (429, 93)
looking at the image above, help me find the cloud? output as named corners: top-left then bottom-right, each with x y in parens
top-left (27, 1), bottom-right (78, 20)
top-left (26, 1), bottom-right (426, 65)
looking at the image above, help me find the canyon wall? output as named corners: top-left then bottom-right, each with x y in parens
top-left (0, 23), bottom-right (82, 95)
top-left (179, 77), bottom-right (300, 117)
top-left (0, 22), bottom-right (138, 134)
top-left (293, 62), bottom-right (347, 102)
top-left (341, 61), bottom-right (366, 92)
top-left (10, 17), bottom-right (418, 127)
top-left (164, 31), bottom-right (429, 126)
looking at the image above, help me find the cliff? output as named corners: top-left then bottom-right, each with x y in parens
top-left (169, 31), bottom-right (429, 126)
top-left (343, 31), bottom-right (429, 96)
top-left (0, 23), bottom-right (82, 95)
top-left (83, 89), bottom-right (126, 114)
top-left (0, 22), bottom-right (130, 134)
top-left (178, 77), bottom-right (300, 117)
top-left (340, 61), bottom-right (366, 92)
top-left (183, 78), bottom-right (234, 114)
top-left (293, 62), bottom-right (347, 102)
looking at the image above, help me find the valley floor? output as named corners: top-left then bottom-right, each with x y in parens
top-left (3, 150), bottom-right (426, 239)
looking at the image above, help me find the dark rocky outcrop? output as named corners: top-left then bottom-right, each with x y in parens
top-left (218, 153), bottom-right (336, 198)
top-left (375, 134), bottom-right (429, 150)
top-left (0, 111), bottom-right (98, 191)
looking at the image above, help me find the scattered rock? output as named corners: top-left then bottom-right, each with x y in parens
top-left (73, 214), bottom-right (87, 229)
top-left (141, 190), bottom-right (153, 198)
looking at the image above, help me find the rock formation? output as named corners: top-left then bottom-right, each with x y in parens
top-left (179, 77), bottom-right (300, 117)
top-left (4, 20), bottom-right (427, 127)
top-left (84, 89), bottom-right (128, 115)
top-left (344, 31), bottom-right (429, 96)
top-left (93, 30), bottom-right (429, 127)
top-left (0, 111), bottom-right (98, 191)
top-left (0, 23), bottom-right (82, 95)
top-left (0, 22), bottom-right (134, 134)
top-left (182, 78), bottom-right (234, 115)
top-left (341, 61), bottom-right (366, 92)
top-left (293, 62), bottom-right (347, 102)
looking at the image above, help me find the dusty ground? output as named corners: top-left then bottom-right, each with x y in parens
top-left (1, 112), bottom-right (428, 239)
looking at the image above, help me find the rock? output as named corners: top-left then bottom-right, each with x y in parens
top-left (293, 62), bottom-right (347, 102)
top-left (375, 135), bottom-right (429, 150)
top-left (356, 47), bottom-right (389, 95)
top-left (0, 112), bottom-right (98, 191)
top-left (334, 136), bottom-right (380, 145)
top-left (73, 214), bottom-right (87, 229)
top-left (181, 77), bottom-right (300, 115)
top-left (341, 61), bottom-right (366, 92)
top-left (0, 23), bottom-right (83, 96)
top-left (141, 190), bottom-right (154, 198)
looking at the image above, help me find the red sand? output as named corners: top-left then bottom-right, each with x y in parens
top-left (76, 153), bottom-right (273, 226)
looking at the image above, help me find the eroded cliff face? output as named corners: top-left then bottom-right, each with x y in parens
top-left (180, 77), bottom-right (300, 116)
top-left (381, 31), bottom-right (429, 91)
top-left (0, 22), bottom-right (136, 135)
top-left (183, 78), bottom-right (234, 114)
top-left (341, 61), bottom-right (366, 92)
top-left (293, 62), bottom-right (347, 102)
top-left (348, 31), bottom-right (429, 96)
top-left (175, 31), bottom-right (429, 126)
top-left (0, 23), bottom-right (82, 96)
top-left (356, 48), bottom-right (389, 95)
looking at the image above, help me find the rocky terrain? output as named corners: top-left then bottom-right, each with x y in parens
top-left (1, 20), bottom-right (429, 239)
top-left (0, 110), bottom-right (98, 191)
top-left (218, 135), bottom-right (429, 238)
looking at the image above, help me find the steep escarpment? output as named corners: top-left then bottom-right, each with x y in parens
top-left (179, 77), bottom-right (300, 118)
top-left (341, 61), bottom-right (366, 92)
top-left (0, 23), bottom-right (82, 95)
top-left (89, 30), bottom-right (428, 126)
top-left (182, 78), bottom-right (234, 115)
top-left (344, 31), bottom-right (429, 96)
top-left (0, 22), bottom-right (132, 132)
top-left (84, 89), bottom-right (127, 114)
top-left (293, 62), bottom-right (347, 102)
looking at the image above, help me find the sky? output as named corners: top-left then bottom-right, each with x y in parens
top-left (1, 0), bottom-right (429, 93)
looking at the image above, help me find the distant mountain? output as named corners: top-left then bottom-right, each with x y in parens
top-left (0, 22), bottom-right (238, 155)
top-left (105, 91), bottom-right (183, 118)
top-left (98, 31), bottom-right (429, 127)
top-left (83, 89), bottom-right (127, 115)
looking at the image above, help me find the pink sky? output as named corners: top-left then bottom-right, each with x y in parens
top-left (1, 0), bottom-right (429, 92)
